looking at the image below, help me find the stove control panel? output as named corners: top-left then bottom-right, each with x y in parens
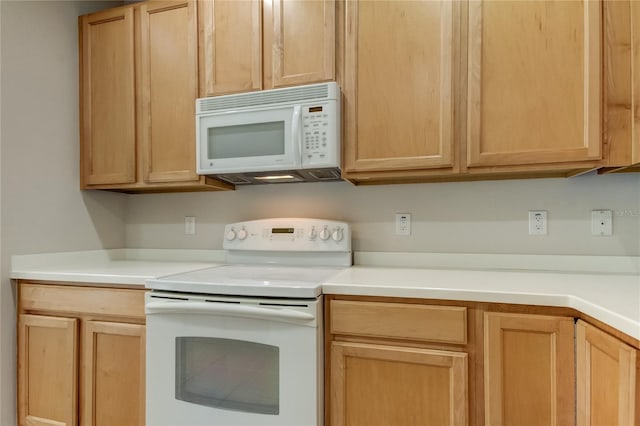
top-left (223, 218), bottom-right (351, 252)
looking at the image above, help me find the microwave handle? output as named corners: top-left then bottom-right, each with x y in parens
top-left (292, 105), bottom-right (302, 160)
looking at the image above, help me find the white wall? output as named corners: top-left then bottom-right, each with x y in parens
top-left (0, 2), bottom-right (125, 424)
top-left (126, 172), bottom-right (640, 256)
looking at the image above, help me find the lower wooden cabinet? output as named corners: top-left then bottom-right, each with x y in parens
top-left (327, 298), bottom-right (474, 426)
top-left (328, 297), bottom-right (640, 426)
top-left (484, 312), bottom-right (576, 426)
top-left (18, 314), bottom-right (79, 426)
top-left (576, 320), bottom-right (637, 426)
top-left (17, 282), bottom-right (146, 426)
top-left (81, 321), bottom-right (145, 426)
top-left (330, 342), bottom-right (468, 426)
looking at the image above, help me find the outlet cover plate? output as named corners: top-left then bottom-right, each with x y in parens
top-left (528, 210), bottom-right (548, 235)
top-left (395, 213), bottom-right (411, 236)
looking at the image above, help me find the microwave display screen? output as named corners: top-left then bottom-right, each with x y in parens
top-left (271, 228), bottom-right (294, 234)
top-left (308, 106), bottom-right (323, 113)
top-left (208, 121), bottom-right (285, 159)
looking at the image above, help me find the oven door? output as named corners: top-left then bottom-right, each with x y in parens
top-left (145, 293), bottom-right (322, 426)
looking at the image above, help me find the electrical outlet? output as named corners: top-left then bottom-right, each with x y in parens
top-left (591, 210), bottom-right (612, 236)
top-left (395, 213), bottom-right (411, 236)
top-left (184, 216), bottom-right (196, 235)
top-left (528, 211), bottom-right (548, 235)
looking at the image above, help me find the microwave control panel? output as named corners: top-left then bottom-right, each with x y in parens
top-left (301, 101), bottom-right (339, 167)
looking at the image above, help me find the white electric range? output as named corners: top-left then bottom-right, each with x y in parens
top-left (145, 218), bottom-right (351, 426)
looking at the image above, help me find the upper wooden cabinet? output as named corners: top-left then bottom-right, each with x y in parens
top-left (79, 2), bottom-right (232, 193)
top-left (341, 0), bottom-right (458, 179)
top-left (599, 0), bottom-right (640, 174)
top-left (138, 1), bottom-right (199, 184)
top-left (466, 0), bottom-right (601, 170)
top-left (340, 0), bottom-right (640, 184)
top-left (199, 0), bottom-right (335, 97)
top-left (80, 7), bottom-right (136, 186)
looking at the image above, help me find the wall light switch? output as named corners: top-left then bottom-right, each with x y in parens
top-left (591, 210), bottom-right (612, 236)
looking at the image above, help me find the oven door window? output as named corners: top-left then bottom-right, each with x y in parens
top-left (175, 337), bottom-right (279, 415)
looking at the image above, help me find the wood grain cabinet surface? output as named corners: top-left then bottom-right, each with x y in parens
top-left (17, 282), bottom-right (146, 426)
top-left (198, 0), bottom-right (334, 97)
top-left (576, 320), bottom-right (637, 426)
top-left (340, 0), bottom-right (640, 184)
top-left (330, 341), bottom-right (468, 426)
top-left (483, 312), bottom-right (576, 426)
top-left (599, 0), bottom-right (640, 174)
top-left (327, 296), bottom-right (640, 426)
top-left (327, 298), bottom-right (475, 426)
top-left (341, 0), bottom-right (458, 181)
top-left (466, 0), bottom-right (601, 171)
top-left (79, 1), bottom-right (231, 193)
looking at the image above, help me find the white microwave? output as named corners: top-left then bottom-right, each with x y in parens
top-left (196, 82), bottom-right (341, 185)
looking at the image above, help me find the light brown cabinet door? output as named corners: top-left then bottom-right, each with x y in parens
top-left (198, 0), bottom-right (262, 96)
top-left (467, 0), bottom-right (602, 168)
top-left (81, 321), bottom-right (146, 426)
top-left (633, 1), bottom-right (640, 168)
top-left (267, 0), bottom-right (334, 89)
top-left (484, 312), bottom-right (575, 426)
top-left (342, 0), bottom-right (457, 175)
top-left (80, 7), bottom-right (136, 186)
top-left (18, 314), bottom-right (78, 426)
top-left (330, 341), bottom-right (468, 426)
top-left (139, 0), bottom-right (200, 183)
top-left (576, 320), bottom-right (637, 426)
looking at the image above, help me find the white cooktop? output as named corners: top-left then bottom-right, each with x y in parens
top-left (146, 219), bottom-right (352, 298)
top-left (147, 264), bottom-right (345, 298)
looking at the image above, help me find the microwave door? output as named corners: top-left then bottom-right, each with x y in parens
top-left (198, 107), bottom-right (302, 174)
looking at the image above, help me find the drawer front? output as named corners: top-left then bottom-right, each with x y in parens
top-left (331, 300), bottom-right (467, 344)
top-left (19, 283), bottom-right (145, 320)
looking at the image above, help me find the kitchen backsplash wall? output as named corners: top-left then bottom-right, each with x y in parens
top-left (1, 0), bottom-right (126, 256)
top-left (126, 172), bottom-right (640, 256)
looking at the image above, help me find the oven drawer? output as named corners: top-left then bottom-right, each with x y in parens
top-left (330, 300), bottom-right (467, 344)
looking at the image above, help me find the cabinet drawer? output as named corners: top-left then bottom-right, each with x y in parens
top-left (19, 283), bottom-right (145, 320)
top-left (330, 300), bottom-right (467, 344)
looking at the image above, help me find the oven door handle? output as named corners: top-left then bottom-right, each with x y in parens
top-left (145, 301), bottom-right (315, 323)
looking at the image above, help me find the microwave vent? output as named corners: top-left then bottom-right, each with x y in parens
top-left (217, 175), bottom-right (253, 185)
top-left (197, 82), bottom-right (337, 114)
top-left (209, 168), bottom-right (342, 185)
top-left (308, 169), bottom-right (341, 181)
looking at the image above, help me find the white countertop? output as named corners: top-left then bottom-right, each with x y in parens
top-left (324, 266), bottom-right (640, 341)
top-left (10, 249), bottom-right (224, 286)
top-left (10, 250), bottom-right (640, 341)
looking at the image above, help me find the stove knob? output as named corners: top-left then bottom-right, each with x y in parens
top-left (237, 228), bottom-right (248, 240)
top-left (308, 228), bottom-right (317, 240)
top-left (319, 227), bottom-right (330, 241)
top-left (331, 228), bottom-right (343, 242)
top-left (225, 229), bottom-right (236, 241)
